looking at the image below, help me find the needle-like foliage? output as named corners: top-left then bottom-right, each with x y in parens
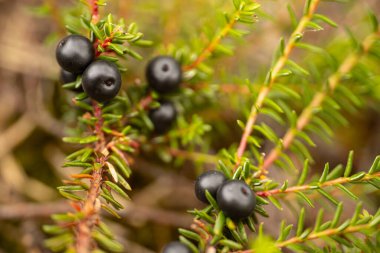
top-left (39, 0), bottom-right (380, 252)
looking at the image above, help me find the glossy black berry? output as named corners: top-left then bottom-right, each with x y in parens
top-left (148, 100), bottom-right (177, 134)
top-left (195, 170), bottom-right (227, 203)
top-left (56, 35), bottom-right (95, 74)
top-left (60, 69), bottom-right (77, 84)
top-left (162, 241), bottom-right (191, 253)
top-left (82, 60), bottom-right (122, 102)
top-left (146, 56), bottom-right (182, 93)
top-left (216, 180), bottom-right (256, 220)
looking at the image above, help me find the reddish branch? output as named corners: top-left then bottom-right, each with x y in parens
top-left (183, 10), bottom-right (240, 71)
top-left (95, 37), bottom-right (113, 57)
top-left (44, 0), bottom-right (66, 36)
top-left (0, 202), bottom-right (70, 219)
top-left (90, 0), bottom-right (100, 23)
top-left (71, 96), bottom-right (148, 253)
top-left (74, 103), bottom-right (107, 253)
top-left (258, 92), bottom-right (325, 175)
top-left (233, 0), bottom-right (321, 170)
top-left (256, 172), bottom-right (380, 197)
top-left (89, 0), bottom-right (114, 57)
top-left (235, 87), bottom-right (269, 166)
top-left (234, 223), bottom-right (379, 252)
top-left (138, 94), bottom-right (154, 110)
top-left (0, 201), bottom-right (191, 227)
top-left (75, 168), bottom-right (103, 253)
top-left (275, 223), bottom-right (379, 249)
top-left (256, 30), bottom-right (379, 177)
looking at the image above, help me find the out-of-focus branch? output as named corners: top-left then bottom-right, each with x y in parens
top-left (183, 8), bottom-right (243, 71)
top-left (0, 202), bottom-right (70, 220)
top-left (168, 148), bottom-right (219, 164)
top-left (44, 0), bottom-right (66, 36)
top-left (256, 30), bottom-right (380, 177)
top-left (0, 114), bottom-right (36, 159)
top-left (0, 201), bottom-right (192, 228)
top-left (234, 0), bottom-right (321, 170)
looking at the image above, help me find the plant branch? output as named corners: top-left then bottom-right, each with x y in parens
top-left (74, 102), bottom-right (107, 253)
top-left (257, 30), bottom-right (379, 177)
top-left (90, 0), bottom-right (99, 23)
top-left (95, 37), bottom-right (113, 57)
top-left (256, 172), bottom-right (380, 197)
top-left (95, 27), bottom-right (123, 57)
top-left (234, 0), bottom-right (321, 169)
top-left (0, 114), bottom-right (36, 160)
top-left (235, 223), bottom-right (379, 252)
top-left (75, 167), bottom-right (103, 253)
top-left (44, 0), bottom-right (66, 36)
top-left (275, 223), bottom-right (379, 249)
top-left (167, 148), bottom-right (219, 164)
top-left (183, 9), bottom-right (241, 71)
top-left (0, 202), bottom-right (70, 220)
top-left (0, 201), bottom-right (191, 227)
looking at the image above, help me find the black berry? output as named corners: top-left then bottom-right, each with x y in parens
top-left (148, 100), bottom-right (177, 134)
top-left (60, 69), bottom-right (84, 92)
top-left (56, 35), bottom-right (95, 74)
top-left (60, 69), bottom-right (77, 84)
top-left (195, 170), bottom-right (227, 203)
top-left (216, 180), bottom-right (256, 220)
top-left (82, 60), bottom-right (122, 102)
top-left (162, 241), bottom-right (191, 253)
top-left (146, 56), bottom-right (182, 93)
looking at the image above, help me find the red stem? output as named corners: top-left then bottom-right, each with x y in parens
top-left (75, 168), bottom-right (103, 253)
top-left (233, 0), bottom-right (321, 171)
top-left (74, 102), bottom-right (106, 253)
top-left (90, 0), bottom-right (99, 23)
top-left (256, 172), bottom-right (380, 197)
top-left (95, 37), bottom-right (113, 57)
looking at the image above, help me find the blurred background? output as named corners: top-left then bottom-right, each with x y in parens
top-left (0, 0), bottom-right (379, 252)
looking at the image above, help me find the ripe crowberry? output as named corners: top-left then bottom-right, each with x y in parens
top-left (162, 241), bottom-right (191, 253)
top-left (60, 69), bottom-right (77, 84)
top-left (216, 180), bottom-right (256, 220)
top-left (56, 35), bottom-right (95, 74)
top-left (195, 170), bottom-right (227, 203)
top-left (148, 100), bottom-right (177, 134)
top-left (146, 56), bottom-right (182, 93)
top-left (82, 60), bottom-right (122, 102)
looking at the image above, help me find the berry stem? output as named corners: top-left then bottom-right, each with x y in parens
top-left (130, 93), bottom-right (154, 114)
top-left (138, 94), bottom-right (154, 110)
top-left (95, 32), bottom-right (119, 57)
top-left (256, 30), bottom-right (379, 177)
top-left (234, 0), bottom-right (321, 170)
top-left (90, 0), bottom-right (100, 24)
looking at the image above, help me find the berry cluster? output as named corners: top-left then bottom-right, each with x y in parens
top-left (195, 171), bottom-right (256, 220)
top-left (57, 34), bottom-right (253, 252)
top-left (146, 56), bottom-right (182, 134)
top-left (161, 171), bottom-right (256, 252)
top-left (56, 35), bottom-right (182, 134)
top-left (56, 34), bottom-right (122, 102)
